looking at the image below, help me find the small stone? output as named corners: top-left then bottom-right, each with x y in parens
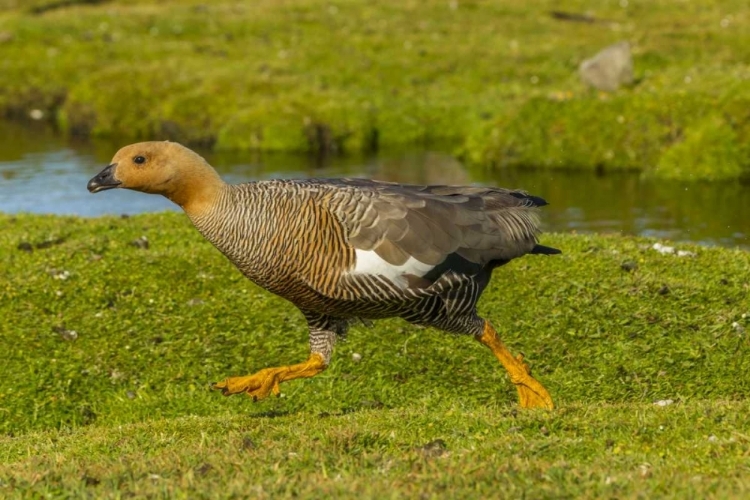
top-left (653, 399), bottom-right (674, 407)
top-left (241, 436), bottom-right (256, 451)
top-left (35, 237), bottom-right (66, 250)
top-left (639, 463), bottom-right (651, 477)
top-left (48, 268), bottom-right (71, 280)
top-left (579, 41), bottom-right (634, 92)
top-left (620, 260), bottom-right (638, 272)
top-left (194, 463), bottom-right (213, 476)
top-left (417, 439), bottom-right (447, 458)
top-left (54, 270), bottom-right (70, 280)
top-left (676, 250), bottom-right (697, 258)
top-left (130, 236), bottom-right (149, 249)
top-left (53, 325), bottom-right (78, 341)
top-left (82, 475), bottom-right (100, 486)
top-left (652, 243), bottom-right (675, 255)
top-left (707, 435), bottom-right (718, 442)
top-left (352, 352), bottom-right (362, 362)
top-left (126, 391), bottom-right (136, 400)
top-left (29, 109), bottom-right (44, 120)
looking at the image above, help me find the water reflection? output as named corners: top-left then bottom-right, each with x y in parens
top-left (0, 121), bottom-right (747, 249)
top-left (477, 167), bottom-right (750, 248)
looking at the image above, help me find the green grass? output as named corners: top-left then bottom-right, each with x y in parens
top-left (1, 212), bottom-right (749, 497)
top-left (0, 0), bottom-right (748, 179)
top-left (2, 402), bottom-right (750, 498)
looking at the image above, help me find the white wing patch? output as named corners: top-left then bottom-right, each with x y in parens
top-left (351, 249), bottom-right (435, 288)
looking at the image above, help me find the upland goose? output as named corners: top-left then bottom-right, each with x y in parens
top-left (88, 141), bottom-right (560, 408)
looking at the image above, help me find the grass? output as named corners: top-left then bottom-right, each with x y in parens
top-left (2, 402), bottom-right (750, 498)
top-left (0, 0), bottom-right (748, 179)
top-left (1, 212), bottom-right (749, 497)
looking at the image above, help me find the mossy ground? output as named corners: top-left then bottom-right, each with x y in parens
top-left (1, 212), bottom-right (749, 497)
top-left (0, 0), bottom-right (748, 179)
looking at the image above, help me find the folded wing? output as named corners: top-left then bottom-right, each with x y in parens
top-left (308, 178), bottom-right (552, 289)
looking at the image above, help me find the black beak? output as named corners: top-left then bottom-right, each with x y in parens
top-left (87, 163), bottom-right (121, 193)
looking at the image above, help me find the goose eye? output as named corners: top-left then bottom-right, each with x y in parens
top-left (133, 156), bottom-right (146, 165)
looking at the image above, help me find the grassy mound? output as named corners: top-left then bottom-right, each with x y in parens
top-left (0, 212), bottom-right (748, 496)
top-left (0, 1), bottom-right (748, 179)
top-left (464, 87), bottom-right (750, 181)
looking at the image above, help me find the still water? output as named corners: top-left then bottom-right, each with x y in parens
top-left (0, 121), bottom-right (747, 249)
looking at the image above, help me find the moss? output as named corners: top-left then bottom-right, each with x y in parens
top-left (653, 115), bottom-right (746, 180)
top-left (467, 89), bottom-right (750, 179)
top-left (216, 93), bottom-right (376, 153)
top-left (0, 0), bottom-right (749, 179)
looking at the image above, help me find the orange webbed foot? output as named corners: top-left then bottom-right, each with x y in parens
top-left (510, 353), bottom-right (554, 409)
top-left (212, 368), bottom-right (282, 401)
top-left (211, 353), bottom-right (327, 402)
top-left (478, 322), bottom-right (555, 410)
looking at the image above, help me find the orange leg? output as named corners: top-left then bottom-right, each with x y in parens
top-left (212, 353), bottom-right (327, 401)
top-left (477, 321), bottom-right (554, 409)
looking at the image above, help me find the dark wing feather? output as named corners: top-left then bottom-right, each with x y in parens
top-left (301, 178), bottom-right (552, 283)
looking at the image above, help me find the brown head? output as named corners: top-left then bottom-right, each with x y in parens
top-left (87, 141), bottom-right (224, 215)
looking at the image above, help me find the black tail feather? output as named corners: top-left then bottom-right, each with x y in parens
top-left (531, 244), bottom-right (562, 255)
top-left (509, 192), bottom-right (549, 207)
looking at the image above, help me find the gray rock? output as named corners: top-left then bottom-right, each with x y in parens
top-left (579, 41), bottom-right (634, 91)
top-left (620, 260), bottom-right (638, 272)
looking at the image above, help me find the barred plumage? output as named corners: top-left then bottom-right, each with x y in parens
top-left (88, 141), bottom-right (561, 409)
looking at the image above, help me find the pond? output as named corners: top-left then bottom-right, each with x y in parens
top-left (0, 120), bottom-right (747, 249)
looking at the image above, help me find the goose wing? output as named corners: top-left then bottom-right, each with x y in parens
top-left (304, 178), bottom-right (555, 288)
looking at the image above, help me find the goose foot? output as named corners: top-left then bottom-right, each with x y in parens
top-left (211, 353), bottom-right (327, 401)
top-left (477, 321), bottom-right (554, 410)
top-left (509, 353), bottom-right (554, 409)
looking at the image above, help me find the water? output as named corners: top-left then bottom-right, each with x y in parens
top-left (0, 121), bottom-right (747, 249)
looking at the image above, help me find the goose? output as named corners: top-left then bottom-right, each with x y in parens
top-left (88, 141), bottom-right (560, 408)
